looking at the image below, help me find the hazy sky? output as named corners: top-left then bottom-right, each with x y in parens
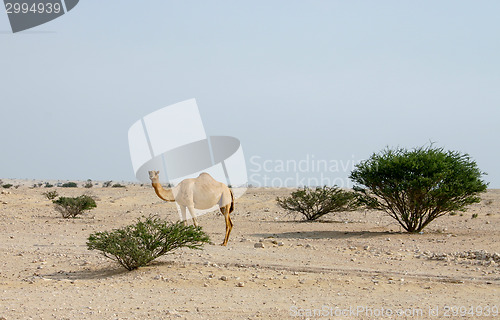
top-left (1, 1), bottom-right (499, 187)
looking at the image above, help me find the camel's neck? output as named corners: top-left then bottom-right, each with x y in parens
top-left (151, 182), bottom-right (175, 202)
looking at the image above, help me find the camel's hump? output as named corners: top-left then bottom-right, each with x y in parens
top-left (197, 172), bottom-right (219, 183)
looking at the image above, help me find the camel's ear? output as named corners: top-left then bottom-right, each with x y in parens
top-left (156, 170), bottom-right (160, 174)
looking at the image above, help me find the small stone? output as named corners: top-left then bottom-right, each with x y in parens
top-left (254, 243), bottom-right (265, 248)
top-left (220, 275), bottom-right (228, 281)
top-left (237, 282), bottom-right (245, 287)
top-left (386, 238), bottom-right (391, 241)
top-left (277, 242), bottom-right (285, 246)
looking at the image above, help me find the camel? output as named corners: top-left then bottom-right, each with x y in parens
top-left (148, 170), bottom-right (234, 246)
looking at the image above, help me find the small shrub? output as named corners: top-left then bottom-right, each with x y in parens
top-left (84, 179), bottom-right (93, 188)
top-left (2, 184), bottom-right (13, 189)
top-left (112, 183), bottom-right (126, 188)
top-left (44, 182), bottom-right (54, 188)
top-left (53, 195), bottom-right (97, 218)
top-left (87, 216), bottom-right (210, 271)
top-left (42, 190), bottom-right (59, 200)
top-left (61, 182), bottom-right (78, 188)
top-left (350, 145), bottom-right (488, 233)
top-left (276, 186), bottom-right (360, 221)
top-left (103, 181), bottom-right (112, 188)
top-left (472, 213), bottom-right (478, 219)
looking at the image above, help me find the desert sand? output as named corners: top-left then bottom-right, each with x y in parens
top-left (0, 182), bottom-right (498, 319)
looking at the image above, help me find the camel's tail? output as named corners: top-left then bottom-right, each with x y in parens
top-left (229, 188), bottom-right (234, 214)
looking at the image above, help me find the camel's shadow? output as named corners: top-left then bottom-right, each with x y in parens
top-left (252, 230), bottom-right (398, 240)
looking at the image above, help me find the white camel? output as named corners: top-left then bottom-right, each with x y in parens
top-left (148, 170), bottom-right (234, 246)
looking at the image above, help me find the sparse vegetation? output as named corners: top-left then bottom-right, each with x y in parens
top-left (42, 190), bottom-right (59, 200)
top-left (350, 145), bottom-right (488, 233)
top-left (103, 181), bottom-right (113, 188)
top-left (2, 184), bottom-right (13, 189)
top-left (276, 186), bottom-right (360, 221)
top-left (53, 195), bottom-right (97, 218)
top-left (87, 216), bottom-right (210, 271)
top-left (84, 179), bottom-right (93, 188)
top-left (112, 183), bottom-right (126, 188)
top-left (61, 182), bottom-right (78, 188)
top-left (44, 182), bottom-right (54, 188)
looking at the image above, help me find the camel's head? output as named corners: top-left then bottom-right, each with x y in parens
top-left (148, 170), bottom-right (160, 182)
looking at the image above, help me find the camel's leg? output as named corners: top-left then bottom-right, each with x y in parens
top-left (187, 206), bottom-right (198, 227)
top-left (179, 206), bottom-right (188, 226)
top-left (220, 204), bottom-right (233, 246)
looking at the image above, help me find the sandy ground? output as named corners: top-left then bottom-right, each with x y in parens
top-left (0, 182), bottom-right (499, 319)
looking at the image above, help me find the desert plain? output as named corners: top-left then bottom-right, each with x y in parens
top-left (0, 181), bottom-right (498, 320)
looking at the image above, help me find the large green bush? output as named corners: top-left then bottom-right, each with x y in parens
top-left (53, 195), bottom-right (97, 218)
top-left (87, 216), bottom-right (210, 271)
top-left (350, 146), bottom-right (488, 232)
top-left (61, 182), bottom-right (78, 188)
top-left (276, 186), bottom-right (360, 221)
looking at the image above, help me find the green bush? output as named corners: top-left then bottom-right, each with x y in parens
top-left (87, 216), bottom-right (210, 271)
top-left (102, 181), bottom-right (112, 188)
top-left (2, 184), bottom-right (13, 189)
top-left (112, 183), bottom-right (126, 188)
top-left (84, 179), bottom-right (93, 188)
top-left (42, 190), bottom-right (59, 200)
top-left (350, 146), bottom-right (488, 233)
top-left (53, 195), bottom-right (97, 218)
top-left (276, 186), bottom-right (360, 221)
top-left (61, 182), bottom-right (78, 188)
